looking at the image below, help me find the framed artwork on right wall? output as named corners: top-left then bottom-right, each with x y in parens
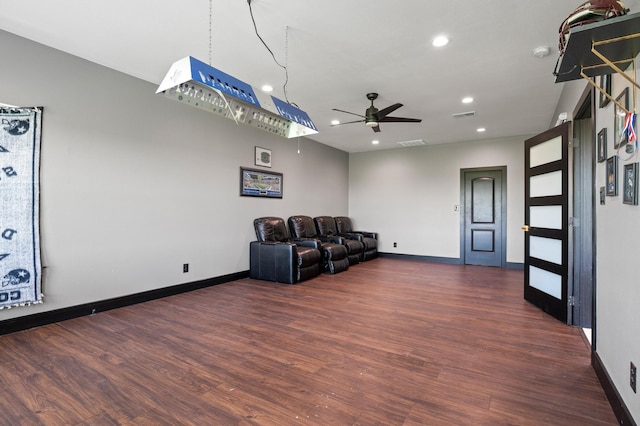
top-left (597, 128), bottom-right (607, 163)
top-left (599, 74), bottom-right (612, 108)
top-left (606, 155), bottom-right (618, 196)
top-left (614, 88), bottom-right (629, 149)
top-left (623, 162), bottom-right (638, 205)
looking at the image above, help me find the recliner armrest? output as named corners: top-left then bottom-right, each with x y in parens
top-left (293, 238), bottom-right (321, 249)
top-left (358, 231), bottom-right (378, 240)
top-left (341, 232), bottom-right (364, 242)
top-left (318, 234), bottom-right (346, 244)
top-left (323, 235), bottom-right (343, 244)
top-left (250, 240), bottom-right (296, 254)
top-left (250, 241), bottom-right (296, 284)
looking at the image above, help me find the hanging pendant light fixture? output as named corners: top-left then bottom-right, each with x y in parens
top-left (155, 1), bottom-right (317, 139)
top-left (156, 57), bottom-right (318, 138)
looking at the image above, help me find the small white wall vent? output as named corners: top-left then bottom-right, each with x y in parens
top-left (452, 111), bottom-right (476, 119)
top-left (397, 139), bottom-right (426, 147)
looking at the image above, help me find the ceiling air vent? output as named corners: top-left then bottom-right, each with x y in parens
top-left (452, 111), bottom-right (476, 119)
top-left (397, 139), bottom-right (426, 147)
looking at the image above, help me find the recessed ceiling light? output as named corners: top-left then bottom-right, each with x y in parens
top-left (432, 35), bottom-right (449, 47)
top-left (462, 97), bottom-right (474, 104)
top-left (261, 84), bottom-right (274, 92)
top-left (477, 128), bottom-right (486, 133)
top-left (372, 140), bottom-right (380, 145)
top-left (331, 119), bottom-right (340, 126)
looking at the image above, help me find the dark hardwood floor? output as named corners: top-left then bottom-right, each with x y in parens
top-left (0, 258), bottom-right (617, 425)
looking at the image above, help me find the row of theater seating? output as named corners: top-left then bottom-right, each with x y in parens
top-left (250, 216), bottom-right (378, 284)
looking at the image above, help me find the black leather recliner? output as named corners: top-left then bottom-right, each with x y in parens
top-left (334, 216), bottom-right (378, 261)
top-left (288, 215), bottom-right (349, 274)
top-left (314, 216), bottom-right (364, 265)
top-left (251, 217), bottom-right (322, 284)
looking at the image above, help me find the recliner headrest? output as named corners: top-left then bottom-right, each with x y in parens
top-left (254, 217), bottom-right (289, 242)
top-left (334, 216), bottom-right (353, 233)
top-left (288, 215), bottom-right (317, 238)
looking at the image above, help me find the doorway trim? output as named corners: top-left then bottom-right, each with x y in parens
top-left (459, 166), bottom-right (508, 268)
top-left (571, 86), bottom-right (596, 329)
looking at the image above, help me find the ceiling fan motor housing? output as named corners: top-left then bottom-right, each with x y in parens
top-left (365, 105), bottom-right (379, 124)
top-left (365, 93), bottom-right (379, 125)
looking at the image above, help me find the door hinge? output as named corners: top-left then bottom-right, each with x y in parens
top-left (569, 217), bottom-right (580, 227)
top-left (568, 296), bottom-right (578, 306)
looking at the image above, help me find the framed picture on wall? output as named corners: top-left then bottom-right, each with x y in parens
top-left (240, 167), bottom-right (283, 198)
top-left (254, 146), bottom-right (272, 168)
top-left (606, 156), bottom-right (618, 196)
top-left (599, 74), bottom-right (612, 108)
top-left (623, 162), bottom-right (638, 205)
top-left (597, 128), bottom-right (607, 163)
top-left (614, 88), bottom-right (629, 149)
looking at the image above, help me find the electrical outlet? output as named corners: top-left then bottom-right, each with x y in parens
top-left (393, 242), bottom-right (397, 248)
top-left (631, 362), bottom-right (637, 393)
top-left (183, 263), bottom-right (189, 273)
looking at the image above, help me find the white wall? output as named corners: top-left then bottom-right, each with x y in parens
top-left (0, 30), bottom-right (349, 320)
top-left (594, 59), bottom-right (640, 420)
top-left (551, 79), bottom-right (589, 126)
top-left (348, 136), bottom-right (525, 264)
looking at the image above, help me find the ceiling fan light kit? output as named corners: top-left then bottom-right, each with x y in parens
top-left (156, 56), bottom-right (318, 139)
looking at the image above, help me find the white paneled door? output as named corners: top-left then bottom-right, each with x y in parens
top-left (524, 122), bottom-right (570, 323)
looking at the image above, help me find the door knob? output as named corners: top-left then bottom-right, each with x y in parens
top-left (522, 225), bottom-right (530, 232)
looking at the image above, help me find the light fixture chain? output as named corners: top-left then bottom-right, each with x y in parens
top-left (285, 25), bottom-right (289, 69)
top-left (209, 0), bottom-right (213, 65)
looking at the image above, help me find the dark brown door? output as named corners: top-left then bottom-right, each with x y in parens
top-left (524, 122), bottom-right (570, 323)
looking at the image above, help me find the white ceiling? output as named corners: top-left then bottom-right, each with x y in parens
top-left (1, 0), bottom-right (638, 153)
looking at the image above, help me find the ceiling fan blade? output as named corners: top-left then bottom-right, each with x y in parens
top-left (331, 119), bottom-right (365, 126)
top-left (379, 116), bottom-right (422, 123)
top-left (375, 103), bottom-right (403, 119)
top-left (332, 108), bottom-right (366, 118)
top-left (372, 125), bottom-right (381, 133)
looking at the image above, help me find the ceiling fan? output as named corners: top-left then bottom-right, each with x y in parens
top-left (332, 92), bottom-right (422, 133)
